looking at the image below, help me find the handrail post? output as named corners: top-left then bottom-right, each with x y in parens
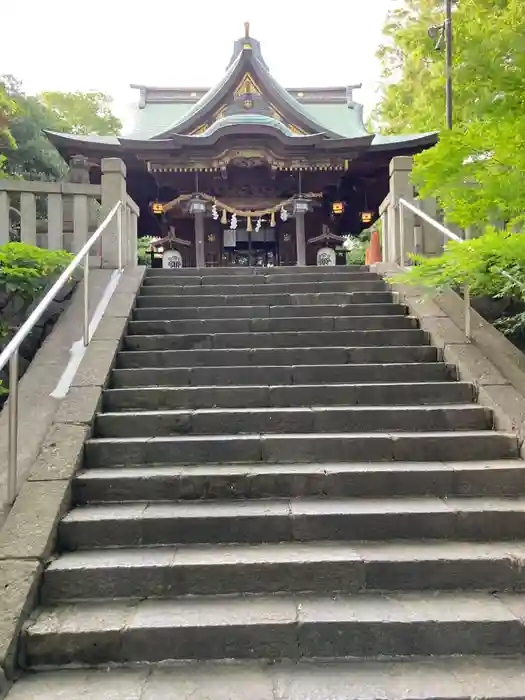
top-left (7, 351), bottom-right (19, 505)
top-left (83, 259), bottom-right (90, 347)
top-left (117, 204), bottom-right (123, 271)
top-left (464, 284), bottom-right (472, 340)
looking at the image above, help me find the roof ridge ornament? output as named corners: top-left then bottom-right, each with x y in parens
top-left (346, 83), bottom-right (363, 107)
top-left (244, 21), bottom-right (250, 38)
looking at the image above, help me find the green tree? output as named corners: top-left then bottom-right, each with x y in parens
top-left (0, 77), bottom-right (122, 181)
top-left (39, 91), bottom-right (122, 136)
top-left (374, 0), bottom-right (525, 230)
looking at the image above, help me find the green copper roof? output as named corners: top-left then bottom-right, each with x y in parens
top-left (201, 113), bottom-right (300, 137)
top-left (126, 100), bottom-right (369, 141)
top-left (125, 102), bottom-right (198, 139)
top-left (301, 103), bottom-right (368, 139)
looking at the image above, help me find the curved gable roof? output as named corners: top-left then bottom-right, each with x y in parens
top-left (151, 39), bottom-right (346, 140)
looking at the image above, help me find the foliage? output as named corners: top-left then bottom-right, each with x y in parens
top-left (0, 242), bottom-right (73, 402)
top-left (0, 242), bottom-right (72, 303)
top-left (374, 0), bottom-right (525, 231)
top-left (0, 76), bottom-right (122, 181)
top-left (38, 91), bottom-right (122, 136)
top-left (137, 236), bottom-right (156, 266)
top-left (392, 227), bottom-right (525, 337)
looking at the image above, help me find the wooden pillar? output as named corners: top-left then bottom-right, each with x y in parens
top-left (189, 196), bottom-right (206, 268)
top-left (293, 198), bottom-right (309, 266)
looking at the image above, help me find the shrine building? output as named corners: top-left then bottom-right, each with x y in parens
top-left (45, 23), bottom-right (437, 268)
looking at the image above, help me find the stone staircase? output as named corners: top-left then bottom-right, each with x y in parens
top-left (16, 265), bottom-right (525, 697)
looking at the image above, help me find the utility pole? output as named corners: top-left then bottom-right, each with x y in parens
top-left (429, 0), bottom-right (454, 129)
top-left (445, 0), bottom-right (453, 129)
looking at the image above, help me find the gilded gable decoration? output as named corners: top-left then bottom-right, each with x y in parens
top-left (234, 73), bottom-right (261, 98)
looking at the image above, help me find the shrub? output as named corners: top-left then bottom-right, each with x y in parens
top-left (392, 227), bottom-right (525, 339)
top-left (0, 242), bottom-right (72, 397)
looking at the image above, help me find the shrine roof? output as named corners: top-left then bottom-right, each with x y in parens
top-left (44, 25), bottom-right (438, 157)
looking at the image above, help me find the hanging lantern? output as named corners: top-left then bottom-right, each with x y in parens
top-left (332, 201), bottom-right (345, 215)
top-left (151, 202), bottom-right (164, 215)
top-left (360, 211), bottom-right (374, 224)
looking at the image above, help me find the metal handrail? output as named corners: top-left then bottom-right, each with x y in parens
top-left (398, 197), bottom-right (472, 340)
top-left (0, 200), bottom-right (124, 506)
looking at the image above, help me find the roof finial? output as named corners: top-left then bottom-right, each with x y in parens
top-left (244, 21), bottom-right (250, 38)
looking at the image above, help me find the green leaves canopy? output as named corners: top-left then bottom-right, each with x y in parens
top-left (374, 0), bottom-right (525, 230)
top-left (0, 76), bottom-right (122, 181)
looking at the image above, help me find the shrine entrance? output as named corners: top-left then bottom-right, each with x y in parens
top-left (221, 225), bottom-right (278, 267)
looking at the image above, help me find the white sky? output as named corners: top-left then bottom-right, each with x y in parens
top-left (1, 0), bottom-right (397, 128)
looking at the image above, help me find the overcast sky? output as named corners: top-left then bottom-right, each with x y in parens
top-left (1, 0), bottom-right (398, 128)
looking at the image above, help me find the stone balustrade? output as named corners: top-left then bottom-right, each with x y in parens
top-left (0, 157), bottom-right (139, 269)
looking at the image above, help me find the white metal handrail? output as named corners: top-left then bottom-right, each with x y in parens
top-left (398, 197), bottom-right (472, 340)
top-left (0, 200), bottom-right (124, 506)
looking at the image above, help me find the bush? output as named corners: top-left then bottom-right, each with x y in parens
top-left (392, 227), bottom-right (525, 339)
top-left (0, 242), bottom-right (72, 395)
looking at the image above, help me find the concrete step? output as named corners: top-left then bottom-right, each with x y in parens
top-left (83, 431), bottom-right (518, 468)
top-left (145, 265), bottom-right (369, 277)
top-left (110, 362), bottom-right (454, 388)
top-left (138, 280), bottom-right (387, 296)
top-left (132, 302), bottom-right (409, 320)
top-left (42, 541), bottom-right (525, 603)
top-left (135, 291), bottom-right (395, 308)
top-left (59, 496), bottom-right (525, 549)
top-left (94, 405), bottom-right (492, 439)
top-left (122, 329), bottom-right (429, 352)
top-left (74, 461), bottom-right (525, 504)
top-left (9, 657), bottom-right (525, 699)
top-left (143, 270), bottom-right (380, 286)
top-left (103, 381), bottom-right (474, 412)
top-left (23, 592), bottom-right (525, 665)
top-left (127, 314), bottom-right (417, 335)
top-left (115, 345), bottom-right (437, 369)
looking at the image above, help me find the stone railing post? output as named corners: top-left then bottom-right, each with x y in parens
top-left (389, 156), bottom-right (415, 266)
top-left (101, 158), bottom-right (128, 268)
top-left (293, 198), bottom-right (309, 266)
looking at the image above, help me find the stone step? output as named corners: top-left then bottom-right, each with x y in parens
top-left (110, 362), bottom-right (453, 388)
top-left (145, 265), bottom-right (369, 277)
top-left (9, 657), bottom-right (525, 699)
top-left (83, 431), bottom-right (518, 468)
top-left (74, 461), bottom-right (525, 504)
top-left (143, 270), bottom-right (380, 286)
top-left (59, 496), bottom-right (525, 549)
top-left (103, 381), bottom-right (474, 412)
top-left (135, 291), bottom-right (394, 308)
top-left (122, 329), bottom-right (429, 352)
top-left (132, 302), bottom-right (408, 320)
top-left (115, 345), bottom-right (437, 369)
top-left (139, 280), bottom-right (387, 296)
top-left (23, 592), bottom-right (525, 666)
top-left (127, 314), bottom-right (417, 335)
top-left (42, 541), bottom-right (525, 603)
top-left (94, 405), bottom-right (492, 439)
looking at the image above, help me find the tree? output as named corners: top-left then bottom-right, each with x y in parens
top-left (0, 78), bottom-right (123, 181)
top-left (38, 91), bottom-right (122, 136)
top-left (374, 0), bottom-right (525, 230)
